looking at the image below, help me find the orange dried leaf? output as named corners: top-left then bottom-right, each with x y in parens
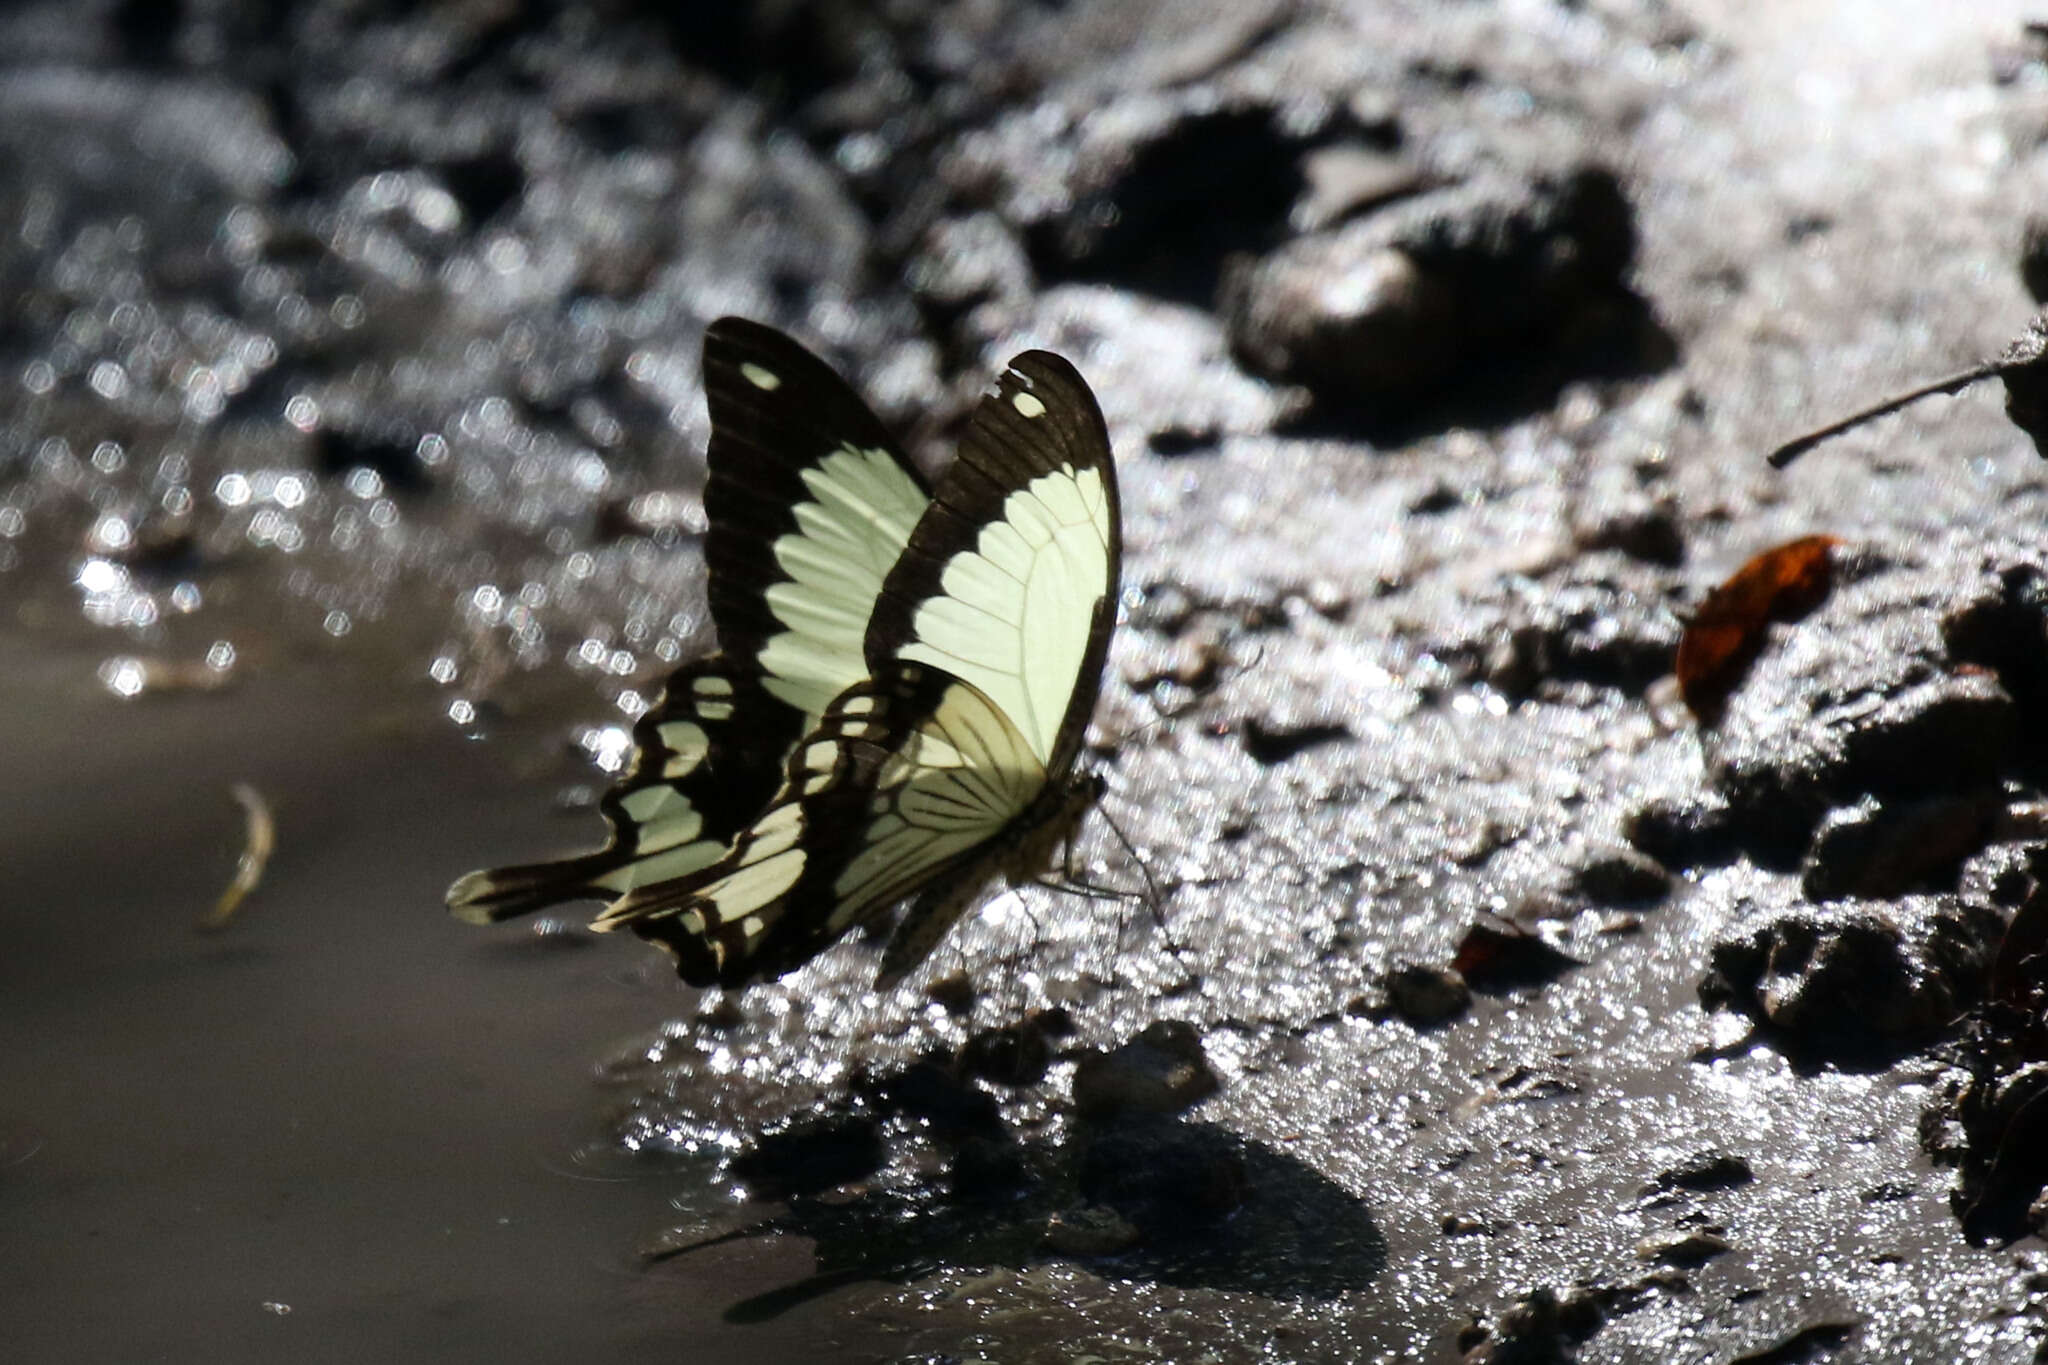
top-left (1676, 535), bottom-right (1841, 723)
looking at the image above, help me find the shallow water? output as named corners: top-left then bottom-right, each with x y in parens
top-left (0, 633), bottom-right (890, 1363)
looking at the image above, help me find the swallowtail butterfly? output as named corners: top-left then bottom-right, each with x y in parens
top-left (447, 318), bottom-right (1122, 989)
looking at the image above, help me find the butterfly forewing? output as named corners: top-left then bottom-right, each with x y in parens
top-left (702, 317), bottom-right (933, 727)
top-left (446, 319), bottom-right (933, 926)
top-left (865, 349), bottom-right (1121, 775)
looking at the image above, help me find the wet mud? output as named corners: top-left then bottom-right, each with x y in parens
top-left (9, 1), bottom-right (2048, 1361)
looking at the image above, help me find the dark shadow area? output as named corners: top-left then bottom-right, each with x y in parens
top-left (1275, 288), bottom-right (1679, 449)
top-left (649, 1039), bottom-right (1384, 1322)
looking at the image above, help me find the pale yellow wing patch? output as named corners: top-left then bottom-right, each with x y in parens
top-left (757, 446), bottom-right (929, 722)
top-left (894, 465), bottom-right (1110, 765)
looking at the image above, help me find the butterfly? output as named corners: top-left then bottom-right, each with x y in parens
top-left (447, 317), bottom-right (1123, 989)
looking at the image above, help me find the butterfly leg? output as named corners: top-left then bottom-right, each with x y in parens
top-left (1093, 806), bottom-right (1201, 994)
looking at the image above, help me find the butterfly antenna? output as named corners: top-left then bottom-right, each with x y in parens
top-left (1766, 364), bottom-right (2001, 468)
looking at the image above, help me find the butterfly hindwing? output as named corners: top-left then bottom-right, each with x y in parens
top-left (593, 661), bottom-right (1055, 987)
top-left (446, 655), bottom-right (774, 922)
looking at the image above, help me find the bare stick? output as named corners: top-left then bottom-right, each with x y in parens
top-left (1767, 365), bottom-right (1999, 468)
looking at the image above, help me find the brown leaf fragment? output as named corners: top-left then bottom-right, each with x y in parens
top-left (1676, 535), bottom-right (1840, 723)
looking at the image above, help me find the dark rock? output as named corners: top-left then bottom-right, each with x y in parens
top-left (1071, 1020), bottom-right (1219, 1122)
top-left (1571, 846), bottom-right (1673, 907)
top-left (2023, 216), bottom-right (2048, 305)
top-left (1700, 894), bottom-right (2003, 1068)
top-left (1573, 491), bottom-right (1685, 568)
top-left (1942, 562), bottom-right (2048, 730)
top-left (1800, 792), bottom-right (2005, 902)
top-left (1624, 795), bottom-right (1736, 870)
top-left (1241, 715), bottom-right (1351, 765)
top-left (1713, 563), bottom-right (2021, 868)
top-left (1219, 166), bottom-right (1644, 419)
top-left (950, 86), bottom-right (1337, 301)
top-left (949, 1133), bottom-right (1029, 1203)
top-left (312, 419), bottom-right (430, 492)
top-left (867, 1056), bottom-right (1003, 1140)
top-left (958, 1019), bottom-right (1054, 1088)
top-left (1452, 920), bottom-right (1582, 994)
top-left (1459, 1282), bottom-right (1634, 1364)
top-left (728, 1114), bottom-right (886, 1201)
top-left (1077, 1118), bottom-right (1248, 1233)
top-left (1040, 1204), bottom-right (1142, 1257)
top-left (1383, 961), bottom-right (1472, 1025)
top-left (1645, 1151), bottom-right (1754, 1196)
top-left (1638, 1228), bottom-right (1730, 1268)
top-left (924, 969), bottom-right (976, 1015)
top-left (1462, 554), bottom-right (1683, 702)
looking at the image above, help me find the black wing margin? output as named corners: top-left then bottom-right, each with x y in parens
top-left (447, 655), bottom-right (782, 922)
top-left (701, 316), bottom-right (934, 679)
top-left (863, 348), bottom-right (1122, 777)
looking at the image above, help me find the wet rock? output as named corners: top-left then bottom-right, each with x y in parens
top-left (1714, 564), bottom-right (2020, 867)
top-left (1571, 845), bottom-right (1673, 908)
top-left (1638, 1227), bottom-right (1730, 1268)
top-left (906, 212), bottom-right (1036, 335)
top-left (1461, 553), bottom-right (1682, 702)
top-left (1645, 1152), bottom-right (1755, 1197)
top-left (1121, 630), bottom-right (1228, 694)
top-left (866, 1055), bottom-right (1003, 1141)
top-left (1219, 166), bottom-right (1643, 418)
top-left (728, 1114), bottom-right (886, 1201)
top-left (1923, 858), bottom-right (2048, 1244)
top-left (1040, 1204), bottom-right (1142, 1257)
top-left (1070, 1020), bottom-right (1219, 1122)
top-left (1077, 1118), bottom-right (1249, 1234)
top-left (1292, 142), bottom-right (1428, 233)
top-left (1799, 792), bottom-right (2005, 902)
top-left (1727, 1323), bottom-right (1858, 1363)
top-left (1942, 561), bottom-right (2048, 727)
top-left (1700, 894), bottom-right (2003, 1067)
top-left (1451, 920), bottom-right (1582, 994)
top-left (958, 1018), bottom-right (1054, 1088)
top-left (1623, 794), bottom-right (1736, 871)
top-left (1459, 1275), bottom-right (1673, 1365)
top-left (1572, 492), bottom-right (1685, 568)
top-left (949, 1133), bottom-right (1030, 1204)
top-left (1381, 961), bottom-right (1472, 1026)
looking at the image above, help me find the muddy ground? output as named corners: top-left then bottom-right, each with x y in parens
top-left (8, 1), bottom-right (2048, 1361)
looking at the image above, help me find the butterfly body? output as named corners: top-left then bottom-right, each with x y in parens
top-left (448, 319), bottom-right (1121, 990)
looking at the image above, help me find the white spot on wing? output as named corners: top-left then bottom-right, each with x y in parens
top-left (741, 363), bottom-right (781, 390)
top-left (1012, 390), bottom-right (1047, 419)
